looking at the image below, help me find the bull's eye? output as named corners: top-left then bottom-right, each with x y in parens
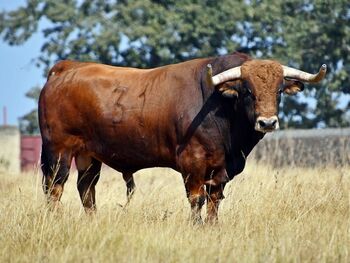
top-left (243, 89), bottom-right (255, 102)
top-left (241, 81), bottom-right (255, 100)
top-left (247, 88), bottom-right (255, 99)
top-left (242, 87), bottom-right (252, 96)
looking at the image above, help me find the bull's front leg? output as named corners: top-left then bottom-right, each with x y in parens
top-left (178, 143), bottom-right (222, 224)
top-left (205, 183), bottom-right (226, 224)
top-left (204, 168), bottom-right (228, 223)
top-left (183, 175), bottom-right (206, 224)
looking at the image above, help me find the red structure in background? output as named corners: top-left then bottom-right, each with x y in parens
top-left (20, 135), bottom-right (42, 171)
top-left (20, 135), bottom-right (77, 171)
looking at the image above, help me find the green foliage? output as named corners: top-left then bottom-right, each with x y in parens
top-left (18, 86), bottom-right (40, 135)
top-left (1, 0), bottom-right (349, 128)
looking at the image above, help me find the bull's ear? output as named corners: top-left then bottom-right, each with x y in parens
top-left (282, 79), bottom-right (305, 95)
top-left (217, 80), bottom-right (240, 98)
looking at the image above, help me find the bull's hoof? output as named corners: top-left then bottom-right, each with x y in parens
top-left (191, 216), bottom-right (204, 226)
top-left (84, 207), bottom-right (97, 215)
top-left (46, 200), bottom-right (63, 212)
top-left (205, 216), bottom-right (219, 225)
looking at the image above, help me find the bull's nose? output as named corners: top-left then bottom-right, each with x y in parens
top-left (258, 119), bottom-right (277, 128)
top-left (255, 116), bottom-right (279, 132)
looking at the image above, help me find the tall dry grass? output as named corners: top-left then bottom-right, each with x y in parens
top-left (0, 163), bottom-right (349, 262)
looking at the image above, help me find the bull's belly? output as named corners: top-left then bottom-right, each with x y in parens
top-left (86, 139), bottom-right (176, 172)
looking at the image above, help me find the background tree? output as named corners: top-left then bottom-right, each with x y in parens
top-left (18, 86), bottom-right (41, 134)
top-left (1, 0), bottom-right (349, 130)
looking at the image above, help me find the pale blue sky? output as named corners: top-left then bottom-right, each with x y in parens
top-left (0, 0), bottom-right (44, 125)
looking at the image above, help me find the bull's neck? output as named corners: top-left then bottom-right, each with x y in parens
top-left (199, 53), bottom-right (263, 156)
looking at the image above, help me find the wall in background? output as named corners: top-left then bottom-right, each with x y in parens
top-left (0, 126), bottom-right (20, 174)
top-left (249, 128), bottom-right (350, 167)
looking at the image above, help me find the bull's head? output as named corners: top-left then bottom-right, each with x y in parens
top-left (207, 60), bottom-right (327, 133)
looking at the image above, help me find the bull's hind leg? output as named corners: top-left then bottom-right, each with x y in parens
top-left (41, 144), bottom-right (72, 208)
top-left (122, 172), bottom-right (136, 203)
top-left (75, 154), bottom-right (102, 213)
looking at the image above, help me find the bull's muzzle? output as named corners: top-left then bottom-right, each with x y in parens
top-left (255, 116), bottom-right (279, 132)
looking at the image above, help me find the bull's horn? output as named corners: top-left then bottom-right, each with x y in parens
top-left (208, 65), bottom-right (241, 86)
top-left (282, 64), bottom-right (327, 83)
top-left (206, 64), bottom-right (214, 86)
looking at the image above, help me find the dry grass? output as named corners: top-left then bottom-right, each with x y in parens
top-left (0, 163), bottom-right (349, 263)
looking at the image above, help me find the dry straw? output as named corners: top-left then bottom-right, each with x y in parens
top-left (0, 160), bottom-right (349, 262)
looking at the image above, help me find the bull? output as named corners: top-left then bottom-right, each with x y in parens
top-left (38, 52), bottom-right (326, 223)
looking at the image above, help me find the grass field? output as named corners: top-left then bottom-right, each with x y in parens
top-left (0, 162), bottom-right (349, 262)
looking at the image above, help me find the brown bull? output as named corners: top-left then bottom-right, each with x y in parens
top-left (38, 52), bottom-right (326, 223)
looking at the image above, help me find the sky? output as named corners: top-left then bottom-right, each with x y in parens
top-left (0, 0), bottom-right (44, 126)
